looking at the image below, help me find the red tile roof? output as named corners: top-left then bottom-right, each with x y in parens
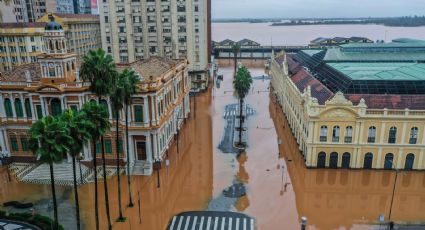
top-left (346, 94), bottom-right (425, 110)
top-left (290, 69), bottom-right (334, 105)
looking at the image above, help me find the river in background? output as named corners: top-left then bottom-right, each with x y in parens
top-left (212, 23), bottom-right (425, 45)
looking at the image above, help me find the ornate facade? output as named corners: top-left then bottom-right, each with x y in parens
top-left (270, 40), bottom-right (425, 170)
top-left (0, 15), bottom-right (190, 175)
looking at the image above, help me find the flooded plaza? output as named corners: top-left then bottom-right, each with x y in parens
top-left (1, 65), bottom-right (425, 230)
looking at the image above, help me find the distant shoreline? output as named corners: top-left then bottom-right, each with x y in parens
top-left (213, 16), bottom-right (425, 27)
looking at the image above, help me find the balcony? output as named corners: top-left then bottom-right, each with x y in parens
top-left (344, 136), bottom-right (352, 143)
top-left (367, 137), bottom-right (375, 143)
top-left (319, 136), bottom-right (327, 142)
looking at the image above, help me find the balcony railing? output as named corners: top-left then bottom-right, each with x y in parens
top-left (367, 137), bottom-right (375, 143)
top-left (344, 136), bottom-right (352, 143)
top-left (319, 136), bottom-right (327, 142)
top-left (409, 138), bottom-right (417, 144)
top-left (332, 137), bottom-right (339, 143)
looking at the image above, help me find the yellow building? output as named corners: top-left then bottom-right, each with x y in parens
top-left (0, 22), bottom-right (45, 72)
top-left (37, 13), bottom-right (101, 57)
top-left (0, 15), bottom-right (191, 176)
top-left (270, 40), bottom-right (425, 170)
top-left (0, 13), bottom-right (101, 72)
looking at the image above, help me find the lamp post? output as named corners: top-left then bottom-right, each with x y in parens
top-left (153, 159), bottom-right (161, 188)
top-left (386, 159), bottom-right (399, 227)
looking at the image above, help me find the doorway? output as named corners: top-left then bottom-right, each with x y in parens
top-left (136, 141), bottom-right (147, 161)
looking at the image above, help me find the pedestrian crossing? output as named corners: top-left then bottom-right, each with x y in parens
top-left (223, 105), bottom-right (255, 119)
top-left (167, 212), bottom-right (255, 230)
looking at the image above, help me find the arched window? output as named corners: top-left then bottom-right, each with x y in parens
top-left (388, 127), bottom-right (397, 144)
top-left (320, 126), bottom-right (327, 142)
top-left (363, 153), bottom-right (373, 169)
top-left (49, 40), bottom-right (53, 50)
top-left (409, 127), bottom-right (418, 144)
top-left (4, 98), bottom-right (13, 117)
top-left (24, 98), bottom-right (32, 118)
top-left (368, 126), bottom-right (376, 143)
top-left (50, 98), bottom-right (62, 116)
top-left (317, 152), bottom-right (326, 168)
top-left (384, 153), bottom-right (394, 170)
top-left (345, 126), bottom-right (353, 143)
top-left (342, 152), bottom-right (350, 169)
top-left (14, 98), bottom-right (23, 117)
top-left (332, 126), bottom-right (340, 142)
top-left (329, 152), bottom-right (338, 169)
top-left (405, 153), bottom-right (415, 170)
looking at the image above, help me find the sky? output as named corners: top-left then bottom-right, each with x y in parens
top-left (212, 0), bottom-right (425, 19)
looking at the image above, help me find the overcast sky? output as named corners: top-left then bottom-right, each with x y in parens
top-left (212, 0), bottom-right (425, 19)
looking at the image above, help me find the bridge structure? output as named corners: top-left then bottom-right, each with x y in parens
top-left (212, 45), bottom-right (309, 60)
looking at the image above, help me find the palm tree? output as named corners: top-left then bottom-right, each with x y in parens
top-left (80, 48), bottom-right (115, 230)
top-left (232, 43), bottom-right (241, 76)
top-left (80, 101), bottom-right (110, 230)
top-left (121, 68), bottom-right (140, 207)
top-left (28, 116), bottom-right (71, 230)
top-left (111, 73), bottom-right (126, 221)
top-left (60, 109), bottom-right (94, 230)
top-left (233, 66), bottom-right (253, 146)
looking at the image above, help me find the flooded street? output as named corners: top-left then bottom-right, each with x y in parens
top-left (1, 65), bottom-right (425, 229)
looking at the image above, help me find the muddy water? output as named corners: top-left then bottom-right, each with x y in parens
top-left (1, 66), bottom-right (425, 230)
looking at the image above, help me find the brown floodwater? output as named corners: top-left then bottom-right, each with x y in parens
top-left (1, 65), bottom-right (425, 230)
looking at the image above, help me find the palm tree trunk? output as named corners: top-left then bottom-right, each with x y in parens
top-left (125, 104), bottom-right (134, 207)
top-left (92, 140), bottom-right (99, 230)
top-left (116, 114), bottom-right (124, 220)
top-left (49, 161), bottom-right (59, 230)
top-left (72, 155), bottom-right (81, 230)
top-left (98, 96), bottom-right (112, 230)
top-left (239, 98), bottom-right (243, 145)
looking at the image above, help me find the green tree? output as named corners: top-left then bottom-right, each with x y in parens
top-left (233, 66), bottom-right (253, 146)
top-left (110, 73), bottom-right (126, 221)
top-left (80, 101), bottom-right (110, 230)
top-left (28, 116), bottom-right (71, 230)
top-left (120, 68), bottom-right (140, 207)
top-left (232, 43), bottom-right (241, 76)
top-left (60, 109), bottom-right (95, 230)
top-left (80, 48), bottom-right (115, 230)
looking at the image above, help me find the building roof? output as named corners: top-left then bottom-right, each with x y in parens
top-left (0, 63), bottom-right (41, 82)
top-left (290, 68), bottom-right (334, 105)
top-left (346, 94), bottom-right (425, 109)
top-left (0, 22), bottom-right (46, 29)
top-left (328, 62), bottom-right (425, 81)
top-left (122, 57), bottom-right (181, 82)
top-left (219, 39), bottom-right (235, 45)
top-left (324, 47), bottom-right (425, 62)
top-left (237, 39), bottom-right (260, 46)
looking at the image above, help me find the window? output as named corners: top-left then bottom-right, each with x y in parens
top-left (405, 153), bottom-right (415, 170)
top-left (332, 126), bottom-right (340, 142)
top-left (368, 126), bottom-right (376, 143)
top-left (96, 141), bottom-right (101, 154)
top-left (15, 99), bottom-right (24, 117)
top-left (4, 98), bottom-right (13, 117)
top-left (409, 127), bottom-right (418, 144)
top-left (363, 153), bottom-right (373, 169)
top-left (21, 137), bottom-right (29, 151)
top-left (134, 105), bottom-right (143, 122)
top-left (118, 139), bottom-right (123, 153)
top-left (384, 153), bottom-right (393, 170)
top-left (11, 137), bottom-right (19, 151)
top-left (105, 140), bottom-right (112, 154)
top-left (317, 152), bottom-right (326, 168)
top-left (100, 99), bottom-right (109, 117)
top-left (36, 104), bottom-right (43, 119)
top-left (388, 127), bottom-right (397, 144)
top-left (25, 98), bottom-right (32, 118)
top-left (320, 126), bottom-right (327, 142)
top-left (345, 126), bottom-right (353, 143)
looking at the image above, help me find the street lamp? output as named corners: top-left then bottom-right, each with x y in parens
top-left (153, 159), bottom-right (161, 188)
top-left (386, 159), bottom-right (400, 225)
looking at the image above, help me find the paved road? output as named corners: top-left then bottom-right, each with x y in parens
top-left (167, 211), bottom-right (255, 230)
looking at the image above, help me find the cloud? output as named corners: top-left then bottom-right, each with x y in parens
top-left (212, 0), bottom-right (425, 19)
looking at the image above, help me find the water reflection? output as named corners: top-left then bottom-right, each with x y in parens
top-left (270, 93), bottom-right (425, 229)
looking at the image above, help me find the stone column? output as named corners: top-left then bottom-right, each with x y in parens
top-left (396, 148), bottom-right (403, 169)
top-left (128, 135), bottom-right (135, 163)
top-left (0, 129), bottom-right (6, 154)
top-left (0, 94), bottom-right (5, 118)
top-left (20, 94), bottom-right (27, 118)
top-left (152, 133), bottom-right (158, 160)
top-left (9, 94), bottom-right (16, 118)
top-left (143, 96), bottom-right (149, 127)
top-left (150, 95), bottom-right (157, 126)
top-left (29, 96), bottom-right (35, 121)
top-left (146, 134), bottom-right (152, 163)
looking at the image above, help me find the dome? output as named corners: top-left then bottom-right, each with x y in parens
top-left (45, 14), bottom-right (62, 31)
